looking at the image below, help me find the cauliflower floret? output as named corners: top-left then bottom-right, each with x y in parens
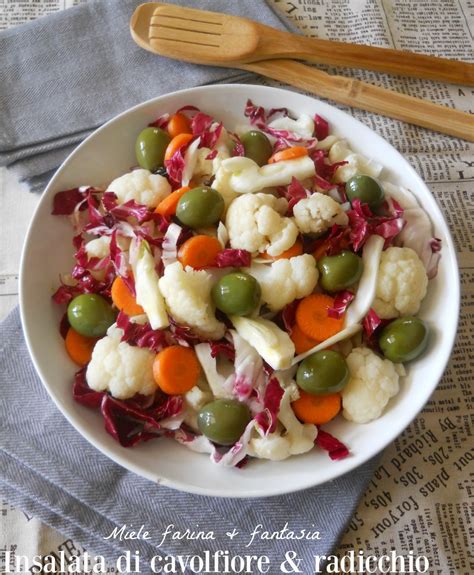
top-left (85, 235), bottom-right (130, 259)
top-left (185, 385), bottom-right (213, 412)
top-left (342, 347), bottom-right (400, 423)
top-left (372, 247), bottom-right (428, 319)
top-left (293, 192), bottom-right (348, 235)
top-left (245, 254), bottom-right (318, 311)
top-left (85, 236), bottom-right (111, 259)
top-left (226, 193), bottom-right (298, 256)
top-left (106, 169), bottom-right (171, 208)
top-left (158, 262), bottom-right (225, 340)
top-left (247, 384), bottom-right (317, 460)
top-left (213, 165), bottom-right (239, 208)
top-left (86, 325), bottom-right (156, 400)
top-left (268, 114), bottom-right (314, 139)
top-left (329, 140), bottom-right (383, 183)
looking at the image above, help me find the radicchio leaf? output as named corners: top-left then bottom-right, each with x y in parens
top-left (169, 317), bottom-right (204, 346)
top-left (205, 149), bottom-right (218, 160)
top-left (244, 99), bottom-right (266, 125)
top-left (215, 249), bottom-right (251, 268)
top-left (73, 368), bottom-right (104, 408)
top-left (116, 311), bottom-right (169, 352)
top-left (362, 308), bottom-right (382, 338)
top-left (59, 313), bottom-right (70, 339)
top-left (314, 114), bottom-right (329, 141)
top-left (176, 105), bottom-right (200, 114)
top-left (109, 230), bottom-right (129, 280)
top-left (161, 223), bottom-right (184, 267)
top-left (148, 113), bottom-right (170, 129)
top-left (284, 177), bottom-right (310, 213)
top-left (314, 174), bottom-right (336, 192)
top-left (310, 224), bottom-right (351, 258)
top-left (256, 124), bottom-right (305, 143)
top-left (52, 188), bottom-right (87, 215)
top-left (315, 428), bottom-right (350, 460)
top-left (348, 199), bottom-right (405, 252)
top-left (164, 143), bottom-right (189, 185)
top-left (281, 300), bottom-right (299, 333)
top-left (327, 291), bottom-right (355, 319)
top-left (211, 419), bottom-right (256, 467)
top-left (311, 149), bottom-right (347, 182)
top-left (52, 283), bottom-right (80, 305)
top-left (431, 238), bottom-right (442, 252)
top-left (267, 106), bottom-right (289, 120)
top-left (87, 192), bottom-right (105, 227)
top-left (229, 133), bottom-right (245, 157)
top-left (191, 113), bottom-right (223, 149)
top-left (209, 340), bottom-right (236, 362)
top-left (110, 200), bottom-right (151, 224)
top-left (191, 111), bottom-right (212, 132)
top-left (254, 378), bottom-right (284, 435)
top-left (101, 394), bottom-right (183, 448)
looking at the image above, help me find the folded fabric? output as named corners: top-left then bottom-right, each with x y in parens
top-left (0, 307), bottom-right (378, 567)
top-left (0, 0), bottom-right (292, 190)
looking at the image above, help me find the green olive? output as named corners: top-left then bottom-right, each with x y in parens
top-left (318, 251), bottom-right (363, 292)
top-left (345, 175), bottom-right (385, 210)
top-left (175, 186), bottom-right (224, 229)
top-left (296, 350), bottom-right (349, 395)
top-left (212, 272), bottom-right (261, 316)
top-left (379, 317), bottom-right (429, 363)
top-left (198, 399), bottom-right (251, 445)
top-left (67, 294), bottom-right (117, 338)
top-left (135, 127), bottom-right (171, 172)
top-left (240, 130), bottom-right (273, 166)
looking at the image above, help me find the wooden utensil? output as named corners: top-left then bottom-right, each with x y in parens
top-left (130, 2), bottom-right (474, 85)
top-left (130, 3), bottom-right (474, 141)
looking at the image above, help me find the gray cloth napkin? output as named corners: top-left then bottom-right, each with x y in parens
top-left (0, 308), bottom-right (378, 569)
top-left (0, 0), bottom-right (379, 565)
top-left (0, 0), bottom-right (293, 192)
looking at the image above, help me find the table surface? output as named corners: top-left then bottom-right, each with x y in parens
top-left (0, 1), bottom-right (473, 574)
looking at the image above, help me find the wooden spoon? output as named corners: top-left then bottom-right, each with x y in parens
top-left (130, 3), bottom-right (474, 141)
top-left (130, 2), bottom-right (474, 85)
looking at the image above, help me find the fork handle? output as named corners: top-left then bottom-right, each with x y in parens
top-left (240, 59), bottom-right (474, 142)
top-left (257, 27), bottom-right (474, 86)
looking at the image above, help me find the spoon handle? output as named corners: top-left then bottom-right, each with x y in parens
top-left (240, 59), bottom-right (474, 142)
top-left (257, 27), bottom-right (474, 86)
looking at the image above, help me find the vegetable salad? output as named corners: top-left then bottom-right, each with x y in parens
top-left (51, 100), bottom-right (441, 466)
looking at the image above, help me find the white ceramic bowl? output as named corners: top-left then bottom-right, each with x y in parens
top-left (20, 85), bottom-right (460, 498)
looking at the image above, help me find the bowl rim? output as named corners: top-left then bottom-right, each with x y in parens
top-left (19, 83), bottom-right (461, 498)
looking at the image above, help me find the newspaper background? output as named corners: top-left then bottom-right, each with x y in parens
top-left (0, 0), bottom-right (472, 573)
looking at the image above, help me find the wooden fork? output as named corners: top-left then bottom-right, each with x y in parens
top-left (131, 2), bottom-right (474, 85)
top-left (130, 2), bottom-right (474, 141)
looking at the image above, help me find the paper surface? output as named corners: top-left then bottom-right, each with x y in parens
top-left (0, 1), bottom-right (473, 573)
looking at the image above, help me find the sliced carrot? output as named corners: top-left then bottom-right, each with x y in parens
top-left (290, 324), bottom-right (320, 354)
top-left (167, 112), bottom-right (192, 138)
top-left (292, 391), bottom-right (341, 425)
top-left (296, 293), bottom-right (344, 342)
top-left (153, 345), bottom-right (200, 395)
top-left (261, 238), bottom-right (304, 261)
top-left (111, 276), bottom-right (144, 316)
top-left (164, 133), bottom-right (194, 161)
top-left (178, 235), bottom-right (222, 269)
top-left (268, 146), bottom-right (308, 164)
top-left (65, 328), bottom-right (97, 366)
top-left (154, 186), bottom-right (191, 217)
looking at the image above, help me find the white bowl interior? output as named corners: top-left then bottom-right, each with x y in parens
top-left (20, 85), bottom-right (460, 497)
